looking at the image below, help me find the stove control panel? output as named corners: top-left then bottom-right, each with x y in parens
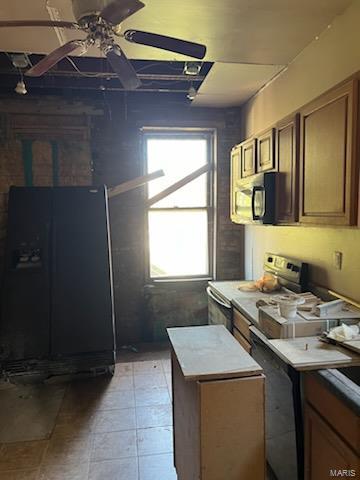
top-left (264, 253), bottom-right (308, 292)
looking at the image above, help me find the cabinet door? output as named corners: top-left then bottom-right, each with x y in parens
top-left (241, 138), bottom-right (256, 178)
top-left (300, 80), bottom-right (359, 225)
top-left (233, 327), bottom-right (251, 354)
top-left (231, 144), bottom-right (242, 186)
top-left (230, 145), bottom-right (241, 222)
top-left (305, 404), bottom-right (359, 480)
top-left (276, 115), bottom-right (299, 224)
top-left (257, 128), bottom-right (275, 173)
top-left (233, 309), bottom-right (251, 341)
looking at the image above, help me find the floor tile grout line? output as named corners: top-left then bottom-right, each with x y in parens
top-left (131, 363), bottom-right (141, 480)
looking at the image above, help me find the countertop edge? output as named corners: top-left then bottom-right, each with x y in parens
top-left (314, 369), bottom-right (360, 417)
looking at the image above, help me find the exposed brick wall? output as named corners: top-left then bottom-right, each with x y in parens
top-left (0, 93), bottom-right (244, 345)
top-left (0, 102), bottom-right (94, 276)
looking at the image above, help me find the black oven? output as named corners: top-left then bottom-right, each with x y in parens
top-left (233, 172), bottom-right (278, 225)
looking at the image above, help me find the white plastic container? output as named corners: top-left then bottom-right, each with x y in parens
top-left (273, 295), bottom-right (305, 319)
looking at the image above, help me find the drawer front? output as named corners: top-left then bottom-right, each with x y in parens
top-left (233, 309), bottom-right (252, 341)
top-left (233, 327), bottom-right (251, 354)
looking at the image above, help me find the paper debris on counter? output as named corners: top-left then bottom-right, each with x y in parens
top-left (327, 323), bottom-right (360, 342)
top-left (238, 273), bottom-right (280, 293)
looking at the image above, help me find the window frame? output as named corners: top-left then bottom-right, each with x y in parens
top-left (143, 128), bottom-right (215, 282)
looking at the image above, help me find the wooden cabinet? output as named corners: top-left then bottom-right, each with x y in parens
top-left (169, 326), bottom-right (265, 480)
top-left (233, 327), bottom-right (251, 353)
top-left (233, 308), bottom-right (251, 341)
top-left (304, 373), bottom-right (360, 480)
top-left (257, 128), bottom-right (275, 173)
top-left (230, 144), bottom-right (241, 222)
top-left (231, 144), bottom-right (242, 186)
top-left (276, 114), bottom-right (300, 224)
top-left (305, 404), bottom-right (359, 480)
top-left (240, 138), bottom-right (256, 178)
top-left (299, 80), bottom-right (359, 225)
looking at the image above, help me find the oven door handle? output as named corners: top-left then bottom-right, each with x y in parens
top-left (206, 287), bottom-right (231, 309)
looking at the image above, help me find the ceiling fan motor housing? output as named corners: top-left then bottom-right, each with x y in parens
top-left (71, 0), bottom-right (113, 22)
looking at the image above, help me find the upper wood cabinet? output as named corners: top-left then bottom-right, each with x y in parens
top-left (276, 115), bottom-right (300, 224)
top-left (230, 144), bottom-right (241, 222)
top-left (230, 144), bottom-right (242, 187)
top-left (240, 138), bottom-right (256, 178)
top-left (256, 128), bottom-right (275, 173)
top-left (299, 80), bottom-right (359, 225)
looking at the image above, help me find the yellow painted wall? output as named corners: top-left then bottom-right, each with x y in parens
top-left (240, 0), bottom-right (360, 301)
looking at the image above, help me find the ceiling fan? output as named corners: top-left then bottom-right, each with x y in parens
top-left (0, 0), bottom-right (207, 90)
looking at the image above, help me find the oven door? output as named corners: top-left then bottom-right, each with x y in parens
top-left (207, 287), bottom-right (232, 331)
top-left (250, 326), bottom-right (300, 480)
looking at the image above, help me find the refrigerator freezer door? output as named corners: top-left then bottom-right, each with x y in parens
top-left (51, 186), bottom-right (115, 356)
top-left (1, 187), bottom-right (51, 360)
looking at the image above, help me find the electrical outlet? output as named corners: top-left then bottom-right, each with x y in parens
top-left (333, 251), bottom-right (343, 270)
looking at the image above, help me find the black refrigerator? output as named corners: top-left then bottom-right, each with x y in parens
top-left (0, 186), bottom-right (116, 377)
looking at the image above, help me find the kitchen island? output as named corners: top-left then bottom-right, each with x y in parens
top-left (167, 324), bottom-right (265, 480)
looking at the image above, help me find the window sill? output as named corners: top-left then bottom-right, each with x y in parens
top-left (150, 277), bottom-right (212, 283)
top-left (144, 277), bottom-right (212, 292)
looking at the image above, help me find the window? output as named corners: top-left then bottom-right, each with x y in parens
top-left (144, 130), bottom-right (214, 280)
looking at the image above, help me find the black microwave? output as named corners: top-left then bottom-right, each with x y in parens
top-left (232, 172), bottom-right (277, 224)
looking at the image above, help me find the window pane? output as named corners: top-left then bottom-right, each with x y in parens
top-left (148, 210), bottom-right (209, 277)
top-left (147, 138), bottom-right (207, 208)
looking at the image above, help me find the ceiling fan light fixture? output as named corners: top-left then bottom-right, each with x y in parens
top-left (1, 0), bottom-right (207, 90)
top-left (11, 53), bottom-right (30, 69)
top-left (184, 61), bottom-right (201, 76)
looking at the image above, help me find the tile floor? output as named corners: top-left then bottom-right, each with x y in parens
top-left (0, 349), bottom-right (176, 480)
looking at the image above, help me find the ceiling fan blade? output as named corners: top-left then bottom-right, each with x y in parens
top-left (106, 47), bottom-right (141, 90)
top-left (124, 30), bottom-right (206, 59)
top-left (0, 20), bottom-right (79, 29)
top-left (25, 40), bottom-right (87, 77)
top-left (101, 0), bottom-right (145, 25)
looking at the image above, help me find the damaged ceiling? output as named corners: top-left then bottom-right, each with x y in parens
top-left (0, 0), bottom-right (354, 105)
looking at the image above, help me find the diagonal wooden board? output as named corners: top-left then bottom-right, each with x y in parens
top-left (108, 170), bottom-right (164, 198)
top-left (269, 336), bottom-right (360, 371)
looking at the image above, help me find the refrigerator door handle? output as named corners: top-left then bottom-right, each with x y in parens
top-left (52, 220), bottom-right (57, 274)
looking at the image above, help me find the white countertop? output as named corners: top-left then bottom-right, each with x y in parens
top-left (167, 325), bottom-right (262, 381)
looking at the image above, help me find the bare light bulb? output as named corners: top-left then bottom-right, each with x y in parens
top-left (15, 81), bottom-right (27, 95)
top-left (187, 86), bottom-right (197, 101)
